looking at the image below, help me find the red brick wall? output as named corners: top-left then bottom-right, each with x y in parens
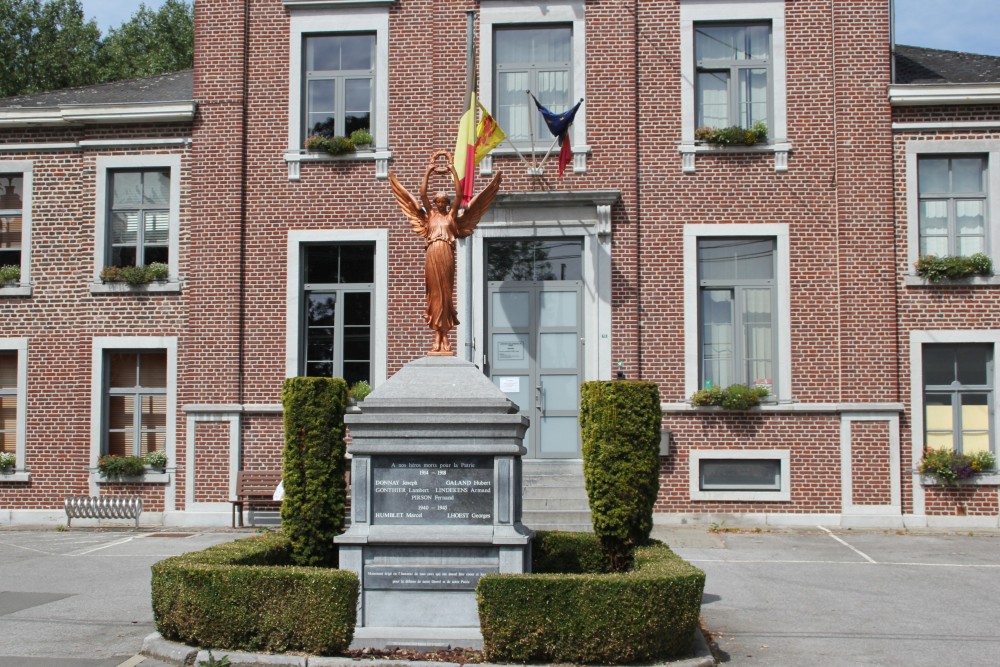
top-left (850, 420), bottom-right (892, 506)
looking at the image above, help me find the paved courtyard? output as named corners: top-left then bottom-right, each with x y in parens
top-left (1, 525), bottom-right (999, 666)
top-left (664, 525), bottom-right (1000, 666)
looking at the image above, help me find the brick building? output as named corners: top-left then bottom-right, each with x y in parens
top-left (1, 0), bottom-right (998, 529)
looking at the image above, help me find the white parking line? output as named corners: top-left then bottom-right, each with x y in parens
top-left (73, 535), bottom-right (135, 556)
top-left (819, 525), bottom-right (878, 563)
top-left (115, 656), bottom-right (146, 667)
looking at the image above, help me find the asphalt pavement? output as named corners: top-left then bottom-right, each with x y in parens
top-left (1, 524), bottom-right (999, 666)
top-left (661, 524), bottom-right (1000, 667)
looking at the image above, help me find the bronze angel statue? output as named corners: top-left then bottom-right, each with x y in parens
top-left (389, 150), bottom-right (502, 355)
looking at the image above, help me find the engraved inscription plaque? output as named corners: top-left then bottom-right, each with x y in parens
top-left (371, 456), bottom-right (493, 525)
top-left (364, 565), bottom-right (499, 590)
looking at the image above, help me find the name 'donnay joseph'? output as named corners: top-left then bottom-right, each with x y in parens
top-left (370, 456), bottom-right (495, 525)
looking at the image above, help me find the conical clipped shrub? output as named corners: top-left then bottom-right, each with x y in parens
top-left (281, 377), bottom-right (348, 566)
top-left (580, 381), bottom-right (662, 572)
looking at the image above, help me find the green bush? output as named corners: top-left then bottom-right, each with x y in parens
top-left (100, 263), bottom-right (170, 285)
top-left (915, 253), bottom-right (993, 282)
top-left (919, 447), bottom-right (997, 485)
top-left (349, 128), bottom-right (373, 147)
top-left (303, 135), bottom-right (356, 156)
top-left (478, 536), bottom-right (705, 664)
top-left (152, 532), bottom-right (358, 655)
top-left (143, 450), bottom-right (168, 469)
top-left (580, 381), bottom-right (662, 571)
top-left (348, 380), bottom-right (372, 402)
top-left (97, 454), bottom-right (146, 478)
top-left (532, 530), bottom-right (612, 574)
top-left (695, 121), bottom-right (767, 146)
top-left (281, 377), bottom-right (348, 567)
top-left (0, 264), bottom-right (20, 283)
top-left (690, 384), bottom-right (769, 410)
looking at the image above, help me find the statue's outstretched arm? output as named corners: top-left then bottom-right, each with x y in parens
top-left (419, 163), bottom-right (433, 211)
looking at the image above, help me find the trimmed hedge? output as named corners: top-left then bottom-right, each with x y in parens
top-left (151, 532), bottom-right (358, 655)
top-left (580, 381), bottom-right (662, 571)
top-left (479, 531), bottom-right (705, 664)
top-left (281, 377), bottom-right (349, 567)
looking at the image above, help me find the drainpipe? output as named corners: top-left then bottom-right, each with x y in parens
top-left (634, 0), bottom-right (643, 379)
top-left (238, 0), bottom-right (250, 406)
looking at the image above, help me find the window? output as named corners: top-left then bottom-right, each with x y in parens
top-left (0, 174), bottom-right (23, 271)
top-left (107, 169), bottom-right (170, 267)
top-left (0, 340), bottom-right (26, 478)
top-left (94, 156), bottom-right (180, 288)
top-left (905, 142), bottom-right (1000, 279)
top-left (301, 244), bottom-right (374, 386)
top-left (0, 162), bottom-right (32, 293)
top-left (917, 156), bottom-right (988, 257)
top-left (698, 238), bottom-right (776, 393)
top-left (689, 449), bottom-right (791, 501)
top-left (679, 0), bottom-right (788, 161)
top-left (303, 33), bottom-right (374, 140)
top-left (479, 0), bottom-right (587, 164)
top-left (0, 352), bottom-right (16, 457)
top-left (494, 25), bottom-right (573, 145)
top-left (923, 344), bottom-right (993, 455)
top-left (287, 9), bottom-right (389, 152)
top-left (700, 458), bottom-right (781, 491)
top-left (104, 351), bottom-right (167, 458)
top-left (695, 23), bottom-right (771, 131)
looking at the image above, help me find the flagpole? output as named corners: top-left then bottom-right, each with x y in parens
top-left (536, 135), bottom-right (561, 170)
top-left (462, 9), bottom-right (476, 364)
top-left (526, 91), bottom-right (538, 172)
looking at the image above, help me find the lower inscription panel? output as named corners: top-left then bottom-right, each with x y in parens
top-left (364, 565), bottom-right (499, 590)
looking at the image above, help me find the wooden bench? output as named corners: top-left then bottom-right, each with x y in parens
top-left (232, 470), bottom-right (283, 528)
top-left (65, 495), bottom-right (143, 528)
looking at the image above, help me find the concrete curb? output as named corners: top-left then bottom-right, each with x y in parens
top-left (141, 631), bottom-right (716, 667)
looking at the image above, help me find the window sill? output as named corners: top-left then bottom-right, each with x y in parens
top-left (691, 490), bottom-right (791, 502)
top-left (904, 275), bottom-right (1000, 287)
top-left (0, 284), bottom-right (32, 297)
top-left (92, 470), bottom-right (170, 484)
top-left (679, 141), bottom-right (792, 174)
top-left (919, 473), bottom-right (1000, 486)
top-left (663, 401), bottom-right (905, 414)
top-left (90, 281), bottom-right (181, 295)
top-left (284, 148), bottom-right (392, 181)
top-left (0, 471), bottom-right (31, 482)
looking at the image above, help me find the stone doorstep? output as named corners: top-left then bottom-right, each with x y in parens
top-left (141, 630), bottom-right (715, 667)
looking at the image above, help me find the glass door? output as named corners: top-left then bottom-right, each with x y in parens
top-left (485, 239), bottom-right (583, 458)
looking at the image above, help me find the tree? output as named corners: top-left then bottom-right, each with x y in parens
top-left (97, 0), bottom-right (194, 81)
top-left (0, 0), bottom-right (101, 97)
top-left (580, 380), bottom-right (662, 572)
top-left (280, 377), bottom-right (348, 567)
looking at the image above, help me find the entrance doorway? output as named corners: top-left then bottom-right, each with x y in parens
top-left (485, 239), bottom-right (583, 458)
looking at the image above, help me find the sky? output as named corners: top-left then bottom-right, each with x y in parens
top-left (80, 1), bottom-right (1000, 56)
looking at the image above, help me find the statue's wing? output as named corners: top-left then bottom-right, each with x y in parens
top-left (456, 172), bottom-right (502, 238)
top-left (388, 171), bottom-right (427, 236)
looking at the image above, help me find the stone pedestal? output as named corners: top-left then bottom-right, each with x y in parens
top-left (335, 356), bottom-right (532, 648)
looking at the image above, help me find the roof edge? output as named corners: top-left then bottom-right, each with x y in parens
top-left (889, 83), bottom-right (1000, 106)
top-left (0, 102), bottom-right (196, 128)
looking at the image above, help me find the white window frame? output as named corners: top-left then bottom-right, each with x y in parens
top-left (905, 140), bottom-right (1000, 284)
top-left (479, 0), bottom-right (588, 168)
top-left (683, 224), bottom-right (791, 402)
top-left (0, 338), bottom-right (28, 480)
top-left (93, 155), bottom-right (181, 293)
top-left (909, 331), bottom-right (1000, 490)
top-left (679, 1), bottom-right (789, 173)
top-left (286, 229), bottom-right (388, 387)
top-left (89, 337), bottom-right (177, 490)
top-left (0, 161), bottom-right (32, 296)
top-left (689, 449), bottom-right (791, 501)
top-left (680, 0), bottom-right (787, 144)
top-left (287, 8), bottom-right (389, 153)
